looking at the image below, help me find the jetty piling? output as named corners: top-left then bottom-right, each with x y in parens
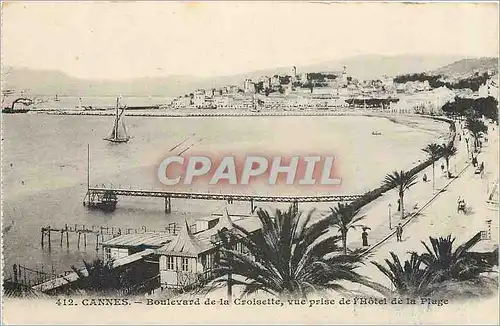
top-left (250, 199), bottom-right (255, 214)
top-left (164, 196), bottom-right (172, 214)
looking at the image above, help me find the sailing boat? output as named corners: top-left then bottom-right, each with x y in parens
top-left (104, 97), bottom-right (130, 143)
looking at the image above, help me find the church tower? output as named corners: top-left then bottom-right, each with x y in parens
top-left (341, 65), bottom-right (348, 87)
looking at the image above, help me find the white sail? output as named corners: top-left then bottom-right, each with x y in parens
top-left (104, 98), bottom-right (130, 142)
top-left (116, 108), bottom-right (129, 140)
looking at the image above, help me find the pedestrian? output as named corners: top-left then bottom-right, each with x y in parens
top-left (422, 173), bottom-right (428, 182)
top-left (397, 198), bottom-right (401, 212)
top-left (441, 163), bottom-right (445, 172)
top-left (362, 229), bottom-right (369, 247)
top-left (396, 223), bottom-right (403, 242)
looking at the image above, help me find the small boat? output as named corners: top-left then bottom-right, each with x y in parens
top-left (2, 107), bottom-right (30, 114)
top-left (3, 98), bottom-right (33, 113)
top-left (104, 97), bottom-right (130, 143)
top-left (84, 190), bottom-right (117, 212)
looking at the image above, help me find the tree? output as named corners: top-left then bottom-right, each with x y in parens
top-left (420, 233), bottom-right (493, 282)
top-left (422, 143), bottom-right (443, 192)
top-left (71, 259), bottom-right (121, 294)
top-left (474, 96), bottom-right (498, 122)
top-left (2, 280), bottom-right (45, 298)
top-left (440, 143), bottom-right (457, 175)
top-left (372, 252), bottom-right (442, 298)
top-left (383, 170), bottom-right (419, 219)
top-left (69, 258), bottom-right (152, 295)
top-left (213, 206), bottom-right (370, 298)
top-left (466, 117), bottom-right (488, 150)
top-left (372, 233), bottom-right (496, 299)
top-left (328, 203), bottom-right (365, 255)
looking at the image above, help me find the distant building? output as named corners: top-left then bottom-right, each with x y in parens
top-left (301, 73), bottom-right (308, 83)
top-left (229, 85), bottom-right (239, 94)
top-left (244, 79), bottom-right (256, 93)
top-left (261, 76), bottom-right (271, 90)
top-left (171, 96), bottom-right (192, 109)
top-left (340, 65), bottom-right (348, 87)
top-left (193, 89), bottom-right (206, 107)
top-left (271, 75), bottom-right (281, 87)
top-left (291, 66), bottom-right (297, 83)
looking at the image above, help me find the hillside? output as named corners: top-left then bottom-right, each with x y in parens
top-left (430, 57), bottom-right (498, 80)
top-left (2, 55), bottom-right (464, 98)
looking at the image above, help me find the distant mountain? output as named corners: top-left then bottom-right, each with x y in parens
top-left (2, 55), bottom-right (466, 98)
top-left (429, 57), bottom-right (498, 80)
top-left (2, 67), bottom-right (212, 98)
top-left (298, 54), bottom-right (465, 80)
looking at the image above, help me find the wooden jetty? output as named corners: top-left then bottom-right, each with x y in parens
top-left (40, 223), bottom-right (181, 250)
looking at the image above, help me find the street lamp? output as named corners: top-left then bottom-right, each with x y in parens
top-left (388, 203), bottom-right (392, 230)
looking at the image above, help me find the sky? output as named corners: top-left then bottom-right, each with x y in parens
top-left (2, 2), bottom-right (499, 80)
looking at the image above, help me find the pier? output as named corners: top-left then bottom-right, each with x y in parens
top-left (40, 223), bottom-right (181, 250)
top-left (84, 186), bottom-right (363, 214)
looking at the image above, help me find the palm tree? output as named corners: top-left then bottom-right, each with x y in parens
top-left (422, 143), bottom-right (443, 192)
top-left (328, 203), bottom-right (365, 255)
top-left (213, 206), bottom-right (370, 298)
top-left (419, 233), bottom-right (494, 281)
top-left (372, 252), bottom-right (443, 298)
top-left (383, 170), bottom-right (419, 219)
top-left (440, 143), bottom-right (457, 176)
top-left (70, 259), bottom-right (120, 294)
top-left (466, 117), bottom-right (488, 151)
top-left (372, 233), bottom-right (496, 299)
top-left (3, 279), bottom-right (45, 298)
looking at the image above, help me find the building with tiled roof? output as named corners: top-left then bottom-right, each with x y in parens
top-left (156, 209), bottom-right (261, 289)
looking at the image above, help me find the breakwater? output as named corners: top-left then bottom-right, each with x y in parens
top-left (35, 108), bottom-right (416, 118)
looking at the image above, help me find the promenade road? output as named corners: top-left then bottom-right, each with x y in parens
top-left (350, 120), bottom-right (498, 287)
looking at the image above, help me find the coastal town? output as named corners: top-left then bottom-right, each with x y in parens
top-left (4, 61), bottom-right (499, 118)
top-left (167, 64), bottom-right (499, 113)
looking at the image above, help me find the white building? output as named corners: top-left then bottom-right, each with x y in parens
top-left (479, 75), bottom-right (499, 101)
top-left (271, 75), bottom-right (281, 87)
top-left (157, 210), bottom-right (261, 289)
top-left (261, 76), bottom-right (271, 90)
top-left (340, 66), bottom-right (348, 87)
top-left (244, 79), bottom-right (256, 93)
top-left (301, 73), bottom-right (308, 83)
top-left (193, 89), bottom-right (206, 107)
top-left (291, 66), bottom-right (297, 83)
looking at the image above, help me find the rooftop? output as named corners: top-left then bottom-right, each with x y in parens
top-left (156, 220), bottom-right (211, 257)
top-left (157, 209), bottom-right (262, 257)
top-left (102, 233), bottom-right (174, 248)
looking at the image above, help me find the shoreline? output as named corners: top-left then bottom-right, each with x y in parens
top-left (30, 108), bottom-right (452, 140)
top-left (24, 108), bottom-right (451, 133)
top-left (29, 108), bottom-right (432, 118)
